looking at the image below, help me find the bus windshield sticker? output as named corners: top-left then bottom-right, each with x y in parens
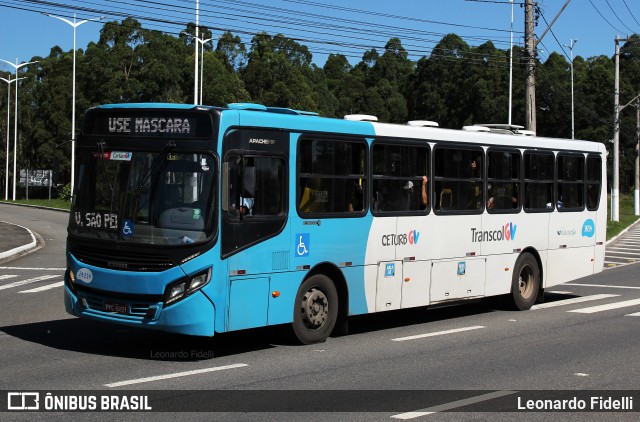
top-left (109, 151), bottom-right (133, 161)
top-left (295, 233), bottom-right (310, 257)
top-left (121, 219), bottom-right (134, 238)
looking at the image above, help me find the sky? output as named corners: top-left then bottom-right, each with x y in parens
top-left (0, 0), bottom-right (638, 71)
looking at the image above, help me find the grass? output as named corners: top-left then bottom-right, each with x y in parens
top-left (2, 194), bottom-right (639, 240)
top-left (607, 194), bottom-right (640, 240)
top-left (0, 198), bottom-right (71, 210)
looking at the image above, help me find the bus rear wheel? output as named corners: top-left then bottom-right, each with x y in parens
top-left (509, 253), bottom-right (540, 311)
top-left (292, 274), bottom-right (338, 345)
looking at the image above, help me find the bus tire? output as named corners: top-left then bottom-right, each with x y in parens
top-left (292, 274), bottom-right (338, 345)
top-left (509, 252), bottom-right (540, 311)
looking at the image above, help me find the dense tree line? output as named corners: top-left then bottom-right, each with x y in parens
top-left (1, 19), bottom-right (639, 196)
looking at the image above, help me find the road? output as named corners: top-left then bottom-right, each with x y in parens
top-left (1, 203), bottom-right (639, 421)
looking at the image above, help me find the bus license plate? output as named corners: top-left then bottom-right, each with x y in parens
top-left (104, 301), bottom-right (128, 314)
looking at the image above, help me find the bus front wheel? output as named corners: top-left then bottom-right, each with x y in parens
top-left (509, 253), bottom-right (540, 311)
top-left (292, 274), bottom-right (338, 344)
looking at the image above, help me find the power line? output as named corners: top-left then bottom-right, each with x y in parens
top-left (605, 0), bottom-right (635, 34)
top-left (3, 0), bottom-right (526, 65)
top-left (622, 0), bottom-right (640, 30)
top-left (587, 0), bottom-right (625, 33)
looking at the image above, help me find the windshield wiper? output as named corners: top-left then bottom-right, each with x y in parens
top-left (135, 141), bottom-right (176, 192)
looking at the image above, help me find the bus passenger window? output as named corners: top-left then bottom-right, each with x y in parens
top-left (433, 147), bottom-right (483, 213)
top-left (297, 138), bottom-right (367, 216)
top-left (371, 142), bottom-right (429, 215)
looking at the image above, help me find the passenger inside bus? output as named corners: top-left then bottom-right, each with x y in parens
top-left (400, 175), bottom-right (428, 210)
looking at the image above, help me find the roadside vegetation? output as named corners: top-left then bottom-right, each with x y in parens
top-left (607, 194), bottom-right (640, 240)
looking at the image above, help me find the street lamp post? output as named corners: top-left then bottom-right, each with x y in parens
top-left (0, 58), bottom-right (38, 200)
top-left (194, 0), bottom-right (200, 104)
top-left (0, 75), bottom-right (26, 201)
top-left (45, 12), bottom-right (104, 196)
top-left (565, 39), bottom-right (578, 139)
top-left (508, 0), bottom-right (514, 125)
top-left (197, 37), bottom-right (212, 105)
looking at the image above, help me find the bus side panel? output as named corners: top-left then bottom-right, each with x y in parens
top-left (547, 210), bottom-right (597, 285)
top-left (484, 254), bottom-right (517, 297)
top-left (290, 216), bottom-right (372, 316)
top-left (228, 276), bottom-right (269, 331)
top-left (396, 215), bottom-right (432, 309)
top-left (593, 157), bottom-right (607, 273)
top-left (268, 272), bottom-right (297, 325)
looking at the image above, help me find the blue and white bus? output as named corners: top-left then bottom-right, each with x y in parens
top-left (64, 103), bottom-right (606, 344)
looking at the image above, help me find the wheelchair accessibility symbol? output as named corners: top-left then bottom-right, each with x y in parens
top-left (121, 219), bottom-right (134, 238)
top-left (295, 233), bottom-right (310, 257)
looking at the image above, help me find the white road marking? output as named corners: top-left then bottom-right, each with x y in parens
top-left (0, 275), bottom-right (18, 281)
top-left (104, 363), bottom-right (248, 387)
top-left (568, 298), bottom-right (640, 314)
top-left (531, 294), bottom-right (619, 310)
top-left (607, 246), bottom-right (640, 251)
top-left (391, 391), bottom-right (518, 419)
top-left (0, 275), bottom-right (59, 291)
top-left (625, 312), bottom-right (640, 316)
top-left (0, 221), bottom-right (36, 259)
top-left (566, 283), bottom-right (640, 290)
top-left (391, 326), bottom-right (485, 342)
top-left (18, 281), bottom-right (64, 293)
top-left (603, 250), bottom-right (640, 255)
top-left (0, 267), bottom-right (65, 271)
top-left (547, 291), bottom-right (572, 294)
top-left (605, 255), bottom-right (640, 260)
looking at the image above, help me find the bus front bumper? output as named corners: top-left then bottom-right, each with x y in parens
top-left (64, 283), bottom-right (216, 337)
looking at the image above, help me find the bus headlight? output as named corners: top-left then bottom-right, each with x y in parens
top-left (67, 267), bottom-right (76, 293)
top-left (164, 267), bottom-right (212, 306)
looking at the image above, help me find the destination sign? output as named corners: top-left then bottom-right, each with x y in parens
top-left (74, 211), bottom-right (119, 230)
top-left (82, 109), bottom-right (214, 138)
top-left (108, 117), bottom-right (193, 135)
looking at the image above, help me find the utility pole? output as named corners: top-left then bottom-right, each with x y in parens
top-left (525, 0), bottom-right (536, 133)
top-left (612, 35), bottom-right (627, 222)
top-left (636, 97), bottom-right (639, 216)
top-left (524, 0), bottom-right (572, 134)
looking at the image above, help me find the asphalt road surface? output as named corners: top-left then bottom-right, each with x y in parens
top-left (1, 203), bottom-right (639, 421)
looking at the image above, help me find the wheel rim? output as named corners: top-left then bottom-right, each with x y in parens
top-left (518, 264), bottom-right (535, 300)
top-left (301, 287), bottom-right (329, 330)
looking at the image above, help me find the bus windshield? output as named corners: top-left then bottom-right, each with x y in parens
top-left (69, 147), bottom-right (216, 246)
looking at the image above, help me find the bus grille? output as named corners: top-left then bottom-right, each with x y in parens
top-left (76, 286), bottom-right (162, 321)
top-left (71, 248), bottom-right (174, 272)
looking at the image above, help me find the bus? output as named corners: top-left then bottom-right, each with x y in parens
top-left (64, 102), bottom-right (606, 344)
